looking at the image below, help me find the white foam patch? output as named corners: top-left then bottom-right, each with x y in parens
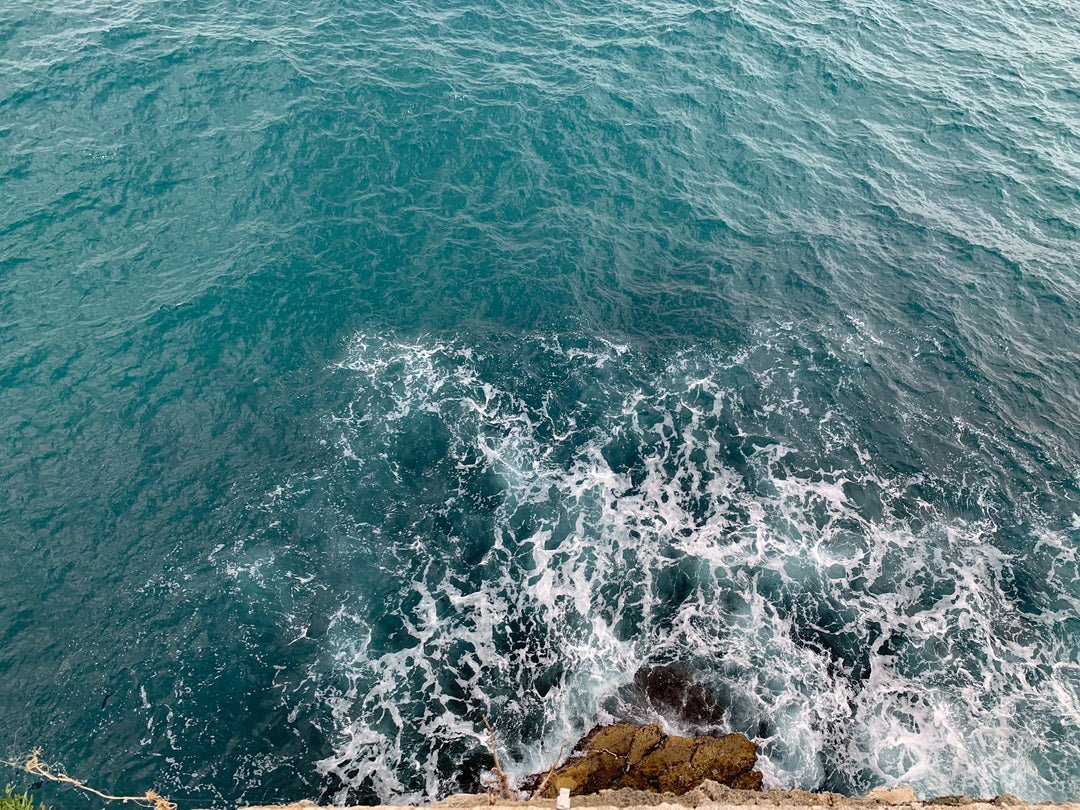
top-left (228, 332), bottom-right (1080, 804)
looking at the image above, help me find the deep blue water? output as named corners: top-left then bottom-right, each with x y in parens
top-left (2, 0), bottom-right (1080, 806)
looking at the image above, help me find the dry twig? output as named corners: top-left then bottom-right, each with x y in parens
top-left (3, 749), bottom-right (176, 810)
top-left (529, 743), bottom-right (565, 800)
top-left (482, 715), bottom-right (511, 800)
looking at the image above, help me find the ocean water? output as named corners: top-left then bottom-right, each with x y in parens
top-left (2, 0), bottom-right (1079, 806)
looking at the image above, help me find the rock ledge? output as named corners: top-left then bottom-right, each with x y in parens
top-left (531, 723), bottom-right (762, 797)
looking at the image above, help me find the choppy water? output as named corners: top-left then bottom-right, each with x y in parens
top-left (2, 0), bottom-right (1080, 806)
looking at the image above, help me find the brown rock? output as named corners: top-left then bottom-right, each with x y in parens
top-left (628, 724), bottom-right (665, 765)
top-left (994, 795), bottom-right (1025, 807)
top-left (590, 724), bottom-right (643, 758)
top-left (548, 750), bottom-right (624, 796)
top-left (637, 736), bottom-right (698, 782)
top-left (864, 786), bottom-right (918, 805)
top-left (730, 770), bottom-right (765, 791)
top-left (657, 760), bottom-right (700, 794)
top-left (536, 723), bottom-right (762, 798)
top-left (691, 734), bottom-right (758, 782)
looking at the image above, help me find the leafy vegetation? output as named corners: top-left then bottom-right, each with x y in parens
top-left (1, 785), bottom-right (46, 810)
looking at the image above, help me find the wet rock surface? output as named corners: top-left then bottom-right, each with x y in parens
top-left (632, 666), bottom-right (726, 729)
top-left (533, 723), bottom-right (763, 797)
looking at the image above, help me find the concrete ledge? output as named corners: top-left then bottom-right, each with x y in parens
top-left (236, 790), bottom-right (1079, 810)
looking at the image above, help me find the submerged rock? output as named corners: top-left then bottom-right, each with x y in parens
top-left (633, 665), bottom-right (726, 729)
top-left (534, 722), bottom-right (762, 797)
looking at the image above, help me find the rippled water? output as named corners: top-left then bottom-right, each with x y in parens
top-left (2, 0), bottom-right (1079, 806)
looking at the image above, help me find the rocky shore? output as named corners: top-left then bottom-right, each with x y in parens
top-left (234, 668), bottom-right (1069, 810)
top-left (524, 723), bottom-right (763, 797)
top-left (239, 786), bottom-right (1069, 810)
top-left (234, 724), bottom-right (1064, 810)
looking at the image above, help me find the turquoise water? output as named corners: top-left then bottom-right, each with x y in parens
top-left (2, 0), bottom-right (1080, 805)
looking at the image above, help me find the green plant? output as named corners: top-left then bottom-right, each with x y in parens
top-left (1, 785), bottom-right (46, 810)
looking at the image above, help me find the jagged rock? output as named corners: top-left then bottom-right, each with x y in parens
top-left (536, 723), bottom-right (762, 797)
top-left (994, 796), bottom-right (1025, 807)
top-left (864, 786), bottom-right (918, 804)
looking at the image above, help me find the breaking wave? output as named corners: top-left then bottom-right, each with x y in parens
top-left (229, 330), bottom-right (1080, 805)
